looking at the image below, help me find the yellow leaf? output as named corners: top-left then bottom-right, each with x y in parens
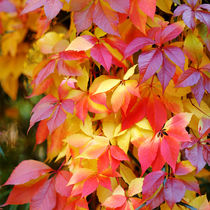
top-left (95, 27), bottom-right (107, 38)
top-left (1, 74), bottom-right (18, 100)
top-left (97, 185), bottom-right (112, 203)
top-left (94, 79), bottom-right (121, 94)
top-left (183, 98), bottom-right (210, 120)
top-left (37, 32), bottom-right (64, 54)
top-left (120, 163), bottom-right (136, 184)
top-left (66, 36), bottom-right (94, 51)
top-left (113, 185), bottom-right (125, 196)
top-left (65, 133), bottom-right (92, 148)
top-left (189, 195), bottom-right (210, 210)
top-left (111, 84), bottom-right (126, 112)
top-left (77, 67), bottom-right (89, 91)
top-left (184, 32), bottom-right (203, 64)
top-left (123, 65), bottom-right (137, 80)
top-left (127, 178), bottom-right (144, 197)
top-left (117, 131), bottom-right (131, 154)
top-left (157, 0), bottom-right (173, 14)
top-left (102, 114), bottom-right (119, 138)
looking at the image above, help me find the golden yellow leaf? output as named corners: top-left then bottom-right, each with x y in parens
top-left (94, 79), bottom-right (121, 94)
top-left (123, 65), bottom-right (137, 80)
top-left (157, 0), bottom-right (173, 14)
top-left (120, 163), bottom-right (136, 184)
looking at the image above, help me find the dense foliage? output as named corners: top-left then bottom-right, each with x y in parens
top-left (0, 0), bottom-right (210, 209)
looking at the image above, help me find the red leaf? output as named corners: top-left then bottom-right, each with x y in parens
top-left (161, 136), bottom-right (180, 172)
top-left (164, 178), bottom-right (186, 208)
top-left (55, 171), bottom-right (73, 197)
top-left (138, 0), bottom-right (156, 19)
top-left (138, 136), bottom-right (160, 175)
top-left (82, 176), bottom-right (99, 197)
top-left (59, 50), bottom-right (87, 60)
top-left (91, 44), bottom-right (112, 72)
top-left (3, 177), bottom-right (48, 206)
top-left (3, 160), bottom-right (52, 186)
top-left (122, 98), bottom-right (147, 130)
top-left (110, 145), bottom-right (129, 161)
top-left (129, 0), bottom-right (147, 34)
top-left (146, 96), bottom-right (167, 132)
top-left (31, 178), bottom-right (56, 210)
top-left (142, 171), bottom-right (166, 199)
top-left (36, 119), bottom-right (49, 144)
top-left (138, 49), bottom-right (163, 83)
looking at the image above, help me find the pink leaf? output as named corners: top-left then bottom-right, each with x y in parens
top-left (164, 178), bottom-right (186, 209)
top-left (176, 68), bottom-right (201, 87)
top-left (138, 49), bottom-right (163, 83)
top-left (158, 54), bottom-right (176, 91)
top-left (91, 44), bottom-right (112, 71)
top-left (35, 60), bottom-right (56, 86)
top-left (192, 77), bottom-right (205, 105)
top-left (105, 0), bottom-right (129, 13)
top-left (174, 4), bottom-right (191, 17)
top-left (3, 178), bottom-right (48, 206)
top-left (182, 9), bottom-right (196, 29)
top-left (21, 0), bottom-right (43, 14)
top-left (55, 171), bottom-right (73, 197)
top-left (74, 3), bottom-right (94, 34)
top-left (44, 0), bottom-right (63, 20)
top-left (160, 22), bottom-right (184, 44)
top-left (103, 194), bottom-right (126, 208)
top-left (47, 104), bottom-right (66, 133)
top-left (0, 0), bottom-right (16, 12)
top-left (29, 95), bottom-right (57, 131)
top-left (187, 0), bottom-right (198, 7)
top-left (163, 46), bottom-right (185, 70)
top-left (93, 0), bottom-right (119, 36)
top-left (124, 37), bottom-right (154, 58)
top-left (185, 143), bottom-right (206, 172)
top-left (31, 178), bottom-right (56, 210)
top-left (82, 176), bottom-right (99, 197)
top-left (57, 60), bottom-right (82, 76)
top-left (3, 160), bottom-right (52, 186)
top-left (142, 171), bottom-right (166, 199)
top-left (61, 99), bottom-right (74, 113)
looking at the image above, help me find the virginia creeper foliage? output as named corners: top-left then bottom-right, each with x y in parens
top-left (0, 0), bottom-right (210, 209)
